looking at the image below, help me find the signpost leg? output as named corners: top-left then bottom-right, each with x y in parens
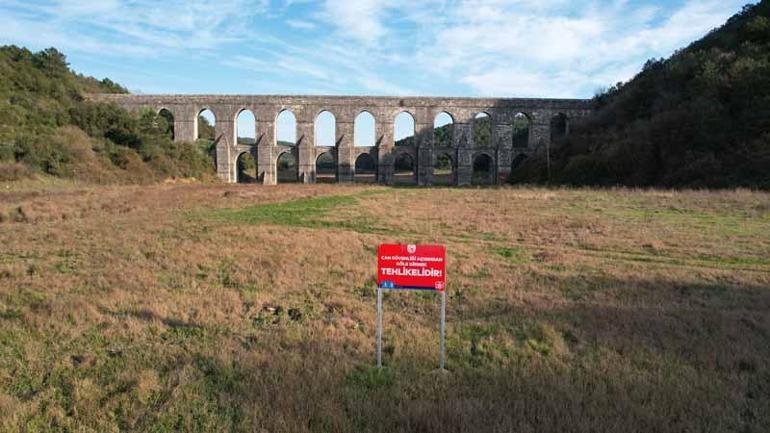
top-left (376, 287), bottom-right (383, 368)
top-left (440, 290), bottom-right (446, 370)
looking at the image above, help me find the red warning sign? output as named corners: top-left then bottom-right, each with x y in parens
top-left (377, 244), bottom-right (446, 291)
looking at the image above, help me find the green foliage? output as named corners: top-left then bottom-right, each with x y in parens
top-left (197, 114), bottom-right (215, 141)
top-left (235, 152), bottom-right (257, 183)
top-left (0, 45), bottom-right (214, 182)
top-left (434, 123), bottom-right (454, 147)
top-left (512, 113), bottom-right (530, 148)
top-left (516, 2), bottom-right (770, 188)
top-left (473, 115), bottom-right (491, 147)
top-left (434, 153), bottom-right (452, 171)
top-left (202, 194), bottom-right (358, 227)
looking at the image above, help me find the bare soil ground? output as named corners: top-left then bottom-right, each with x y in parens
top-left (1, 181), bottom-right (769, 432)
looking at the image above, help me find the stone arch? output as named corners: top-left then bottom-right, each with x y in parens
top-left (511, 153), bottom-right (528, 170)
top-left (473, 112), bottom-right (492, 148)
top-left (276, 109), bottom-right (297, 146)
top-left (512, 112), bottom-right (531, 148)
top-left (551, 112), bottom-right (569, 140)
top-left (393, 152), bottom-right (416, 185)
top-left (158, 108), bottom-right (174, 139)
top-left (434, 112), bottom-right (454, 148)
top-left (276, 151), bottom-right (298, 183)
top-left (354, 111), bottom-right (376, 147)
top-left (354, 153), bottom-right (377, 183)
top-left (234, 151), bottom-right (258, 184)
top-left (315, 110), bottom-right (336, 147)
top-left (197, 108), bottom-right (216, 141)
top-left (433, 152), bottom-right (455, 186)
top-left (472, 152), bottom-right (494, 185)
top-left (394, 111), bottom-right (415, 146)
top-left (236, 109), bottom-right (256, 145)
top-left (315, 151), bottom-right (336, 183)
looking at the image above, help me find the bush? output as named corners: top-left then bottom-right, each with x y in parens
top-left (0, 45), bottom-right (215, 183)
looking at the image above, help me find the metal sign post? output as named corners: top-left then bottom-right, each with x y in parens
top-left (376, 287), bottom-right (383, 368)
top-left (375, 244), bottom-right (447, 370)
top-left (440, 289), bottom-right (446, 370)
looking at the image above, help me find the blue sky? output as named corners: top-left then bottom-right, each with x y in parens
top-left (0, 0), bottom-right (752, 98)
top-left (0, 0), bottom-right (752, 141)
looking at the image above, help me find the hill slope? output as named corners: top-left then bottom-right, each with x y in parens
top-left (0, 46), bottom-right (213, 183)
top-left (514, 1), bottom-right (770, 188)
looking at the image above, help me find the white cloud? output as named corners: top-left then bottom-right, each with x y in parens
top-left (0, 0), bottom-right (271, 56)
top-left (320, 0), bottom-right (388, 44)
top-left (413, 0), bottom-right (749, 96)
top-left (286, 19), bottom-right (317, 30)
top-left (0, 0), bottom-right (754, 97)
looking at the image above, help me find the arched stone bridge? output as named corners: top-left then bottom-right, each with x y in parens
top-left (88, 94), bottom-right (592, 186)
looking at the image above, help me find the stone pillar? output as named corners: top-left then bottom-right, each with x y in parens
top-left (530, 110), bottom-right (552, 151)
top-left (415, 118), bottom-right (433, 186)
top-left (377, 120), bottom-right (394, 185)
top-left (214, 114), bottom-right (236, 183)
top-left (297, 121), bottom-right (314, 183)
top-left (174, 107), bottom-right (197, 143)
top-left (256, 109), bottom-right (276, 185)
top-left (495, 123), bottom-right (513, 184)
top-left (455, 123), bottom-right (472, 186)
top-left (337, 120), bottom-right (354, 183)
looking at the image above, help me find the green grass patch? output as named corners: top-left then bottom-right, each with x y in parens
top-left (491, 246), bottom-right (530, 264)
top-left (205, 194), bottom-right (357, 226)
top-left (196, 192), bottom-right (395, 234)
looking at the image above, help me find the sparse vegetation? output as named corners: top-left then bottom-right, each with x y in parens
top-left (0, 45), bottom-right (215, 183)
top-left (1, 183), bottom-right (768, 432)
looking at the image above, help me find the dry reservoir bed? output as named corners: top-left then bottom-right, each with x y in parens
top-left (1, 182), bottom-right (769, 432)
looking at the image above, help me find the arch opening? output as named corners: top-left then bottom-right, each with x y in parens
top-left (236, 109), bottom-right (256, 145)
top-left (276, 151), bottom-right (298, 183)
top-left (473, 112), bottom-right (491, 147)
top-left (276, 110), bottom-right (297, 146)
top-left (509, 153), bottom-right (528, 184)
top-left (354, 111), bottom-right (375, 147)
top-left (158, 108), bottom-right (174, 139)
top-left (197, 108), bottom-right (216, 158)
top-left (472, 153), bottom-right (494, 185)
top-left (434, 112), bottom-right (454, 148)
top-left (316, 152), bottom-right (336, 183)
top-left (354, 153), bottom-right (377, 184)
top-left (235, 152), bottom-right (258, 184)
top-left (315, 111), bottom-right (336, 147)
top-left (394, 112), bottom-right (415, 146)
top-left (393, 153), bottom-right (416, 185)
top-left (433, 152), bottom-right (454, 186)
top-left (551, 113), bottom-right (568, 141)
top-left (512, 112), bottom-right (530, 148)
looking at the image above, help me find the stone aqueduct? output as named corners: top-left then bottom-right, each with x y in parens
top-left (89, 94), bottom-right (593, 185)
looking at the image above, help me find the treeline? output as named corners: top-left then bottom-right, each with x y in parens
top-left (0, 46), bottom-right (214, 182)
top-left (514, 1), bottom-right (770, 189)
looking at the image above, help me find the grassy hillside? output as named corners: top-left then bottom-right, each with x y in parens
top-left (0, 183), bottom-right (768, 432)
top-left (0, 46), bottom-right (214, 183)
top-left (514, 2), bottom-right (770, 188)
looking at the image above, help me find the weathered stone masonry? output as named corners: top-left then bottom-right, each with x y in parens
top-left (88, 94), bottom-right (592, 185)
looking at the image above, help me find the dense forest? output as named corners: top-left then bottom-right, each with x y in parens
top-left (0, 46), bottom-right (214, 183)
top-left (514, 1), bottom-right (770, 188)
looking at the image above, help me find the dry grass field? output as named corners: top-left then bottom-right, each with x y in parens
top-left (1, 181), bottom-right (769, 432)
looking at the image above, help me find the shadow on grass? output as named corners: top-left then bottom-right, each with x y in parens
top-left (100, 275), bottom-right (769, 433)
top-left (100, 307), bottom-right (202, 330)
top-left (122, 320), bottom-right (769, 433)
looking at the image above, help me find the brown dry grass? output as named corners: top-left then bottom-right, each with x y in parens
top-left (0, 182), bottom-right (768, 432)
